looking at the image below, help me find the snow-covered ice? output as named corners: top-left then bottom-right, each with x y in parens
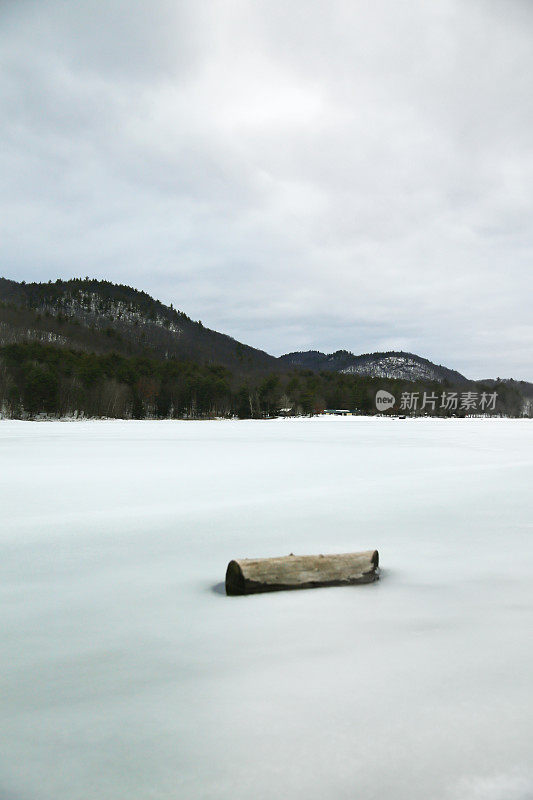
top-left (1, 417), bottom-right (532, 800)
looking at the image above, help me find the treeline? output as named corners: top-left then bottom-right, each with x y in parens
top-left (0, 342), bottom-right (526, 419)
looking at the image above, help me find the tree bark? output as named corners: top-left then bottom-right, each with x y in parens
top-left (225, 550), bottom-right (379, 596)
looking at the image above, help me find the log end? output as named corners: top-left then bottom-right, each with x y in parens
top-left (225, 559), bottom-right (246, 596)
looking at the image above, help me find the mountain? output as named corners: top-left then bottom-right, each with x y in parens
top-left (479, 377), bottom-right (533, 397)
top-left (0, 277), bottom-right (276, 372)
top-left (0, 276), bottom-right (528, 419)
top-left (0, 275), bottom-right (524, 389)
top-left (278, 349), bottom-right (469, 384)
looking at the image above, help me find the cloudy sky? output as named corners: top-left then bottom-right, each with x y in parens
top-left (1, 1), bottom-right (532, 379)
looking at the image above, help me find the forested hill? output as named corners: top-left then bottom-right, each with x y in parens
top-left (279, 350), bottom-right (468, 384)
top-left (0, 277), bottom-right (276, 372)
top-left (1, 278), bottom-right (469, 384)
top-left (0, 276), bottom-right (531, 420)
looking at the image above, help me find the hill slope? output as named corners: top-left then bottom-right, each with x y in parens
top-left (278, 349), bottom-right (468, 384)
top-left (0, 278), bottom-right (276, 372)
top-left (0, 277), bottom-right (528, 419)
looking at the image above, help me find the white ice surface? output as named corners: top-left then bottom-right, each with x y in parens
top-left (1, 417), bottom-right (532, 800)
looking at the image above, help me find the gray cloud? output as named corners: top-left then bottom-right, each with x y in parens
top-left (1, 0), bottom-right (532, 378)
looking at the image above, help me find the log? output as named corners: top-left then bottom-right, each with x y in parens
top-left (225, 550), bottom-right (379, 596)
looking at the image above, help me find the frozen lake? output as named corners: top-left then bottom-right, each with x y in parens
top-left (1, 417), bottom-right (532, 800)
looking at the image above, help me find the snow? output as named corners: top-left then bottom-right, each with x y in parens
top-left (1, 417), bottom-right (532, 800)
top-left (341, 353), bottom-right (443, 381)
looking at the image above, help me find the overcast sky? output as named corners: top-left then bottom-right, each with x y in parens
top-left (1, 1), bottom-right (533, 378)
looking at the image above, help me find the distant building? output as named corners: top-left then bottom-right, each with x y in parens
top-left (278, 407), bottom-right (293, 417)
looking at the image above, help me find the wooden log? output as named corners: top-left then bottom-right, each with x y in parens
top-left (225, 550), bottom-right (379, 596)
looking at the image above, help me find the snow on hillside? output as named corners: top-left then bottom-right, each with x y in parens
top-left (1, 417), bottom-right (532, 800)
top-left (42, 291), bottom-right (184, 334)
top-left (341, 353), bottom-right (446, 381)
top-left (0, 321), bottom-right (69, 346)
